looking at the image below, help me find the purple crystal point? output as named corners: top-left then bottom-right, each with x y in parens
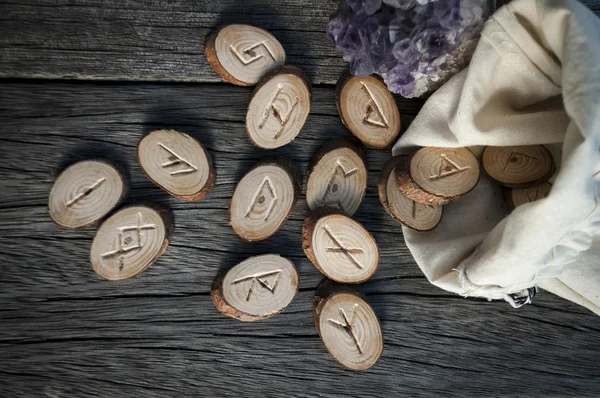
top-left (327, 0), bottom-right (490, 97)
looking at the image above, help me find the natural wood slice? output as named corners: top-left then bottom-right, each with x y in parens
top-left (306, 138), bottom-right (367, 216)
top-left (246, 65), bottom-right (311, 149)
top-left (230, 159), bottom-right (300, 241)
top-left (396, 147), bottom-right (480, 205)
top-left (211, 254), bottom-right (299, 322)
top-left (314, 280), bottom-right (383, 371)
top-left (48, 160), bottom-right (127, 229)
top-left (90, 204), bottom-right (173, 281)
top-left (303, 209), bottom-right (379, 284)
top-left (482, 145), bottom-right (555, 188)
top-left (137, 129), bottom-right (215, 201)
top-left (395, 156), bottom-right (449, 206)
top-left (336, 74), bottom-right (401, 148)
top-left (205, 24), bottom-right (286, 86)
top-left (378, 156), bottom-right (442, 231)
top-left (506, 182), bottom-right (552, 209)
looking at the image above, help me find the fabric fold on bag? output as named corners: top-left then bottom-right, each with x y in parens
top-left (392, 0), bottom-right (600, 314)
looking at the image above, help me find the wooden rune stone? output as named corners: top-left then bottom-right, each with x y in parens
top-left (48, 160), bottom-right (127, 229)
top-left (482, 145), bottom-right (555, 188)
top-left (230, 159), bottom-right (300, 241)
top-left (314, 280), bottom-right (383, 371)
top-left (378, 156), bottom-right (442, 231)
top-left (90, 204), bottom-right (173, 281)
top-left (303, 208), bottom-right (379, 284)
top-left (205, 24), bottom-right (286, 86)
top-left (137, 129), bottom-right (215, 201)
top-left (211, 254), bottom-right (299, 322)
top-left (395, 147), bottom-right (480, 205)
top-left (336, 74), bottom-right (401, 148)
top-left (246, 65), bottom-right (311, 149)
top-left (306, 138), bottom-right (367, 216)
top-left (506, 181), bottom-right (552, 209)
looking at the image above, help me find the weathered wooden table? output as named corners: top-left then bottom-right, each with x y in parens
top-left (1, 1), bottom-right (600, 396)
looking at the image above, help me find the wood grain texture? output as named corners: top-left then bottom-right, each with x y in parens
top-left (1, 81), bottom-right (600, 397)
top-left (0, 0), bottom-right (344, 84)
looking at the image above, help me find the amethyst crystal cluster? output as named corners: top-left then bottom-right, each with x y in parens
top-left (327, 0), bottom-right (489, 97)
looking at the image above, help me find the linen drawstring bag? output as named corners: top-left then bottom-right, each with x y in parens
top-left (392, 0), bottom-right (600, 314)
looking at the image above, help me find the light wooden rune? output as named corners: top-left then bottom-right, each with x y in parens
top-left (259, 84), bottom-right (300, 139)
top-left (504, 150), bottom-right (539, 171)
top-left (158, 143), bottom-right (198, 176)
top-left (230, 41), bottom-right (277, 65)
top-left (323, 224), bottom-right (364, 270)
top-left (101, 212), bottom-right (157, 269)
top-left (245, 176), bottom-right (278, 222)
top-left (320, 159), bottom-right (359, 213)
top-left (429, 154), bottom-right (471, 180)
top-left (328, 303), bottom-right (363, 354)
top-left (65, 177), bottom-right (106, 207)
top-left (360, 82), bottom-right (389, 128)
top-left (231, 269), bottom-right (283, 301)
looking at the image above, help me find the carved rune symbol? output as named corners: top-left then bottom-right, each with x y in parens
top-left (429, 154), bottom-right (471, 180)
top-left (324, 225), bottom-right (364, 270)
top-left (230, 41), bottom-right (276, 66)
top-left (360, 82), bottom-right (389, 128)
top-left (232, 269), bottom-right (283, 301)
top-left (504, 150), bottom-right (539, 171)
top-left (320, 159), bottom-right (358, 213)
top-left (158, 143), bottom-right (198, 176)
top-left (101, 212), bottom-right (157, 270)
top-left (245, 176), bottom-right (278, 222)
top-left (328, 304), bottom-right (363, 354)
top-left (66, 177), bottom-right (106, 207)
top-left (259, 83), bottom-right (300, 139)
top-left (526, 187), bottom-right (549, 202)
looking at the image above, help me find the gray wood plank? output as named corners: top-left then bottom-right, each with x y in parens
top-left (0, 0), bottom-right (344, 84)
top-left (0, 81), bottom-right (599, 397)
top-left (2, 0), bottom-right (597, 84)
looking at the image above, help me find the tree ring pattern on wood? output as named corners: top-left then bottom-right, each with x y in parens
top-left (230, 161), bottom-right (298, 241)
top-left (305, 213), bottom-right (379, 283)
top-left (212, 254), bottom-right (299, 322)
top-left (410, 147), bottom-right (480, 198)
top-left (246, 66), bottom-right (311, 149)
top-left (137, 129), bottom-right (215, 200)
top-left (483, 145), bottom-right (555, 187)
top-left (49, 160), bottom-right (127, 228)
top-left (336, 75), bottom-right (401, 148)
top-left (90, 205), bottom-right (171, 280)
top-left (507, 181), bottom-right (552, 209)
top-left (378, 156), bottom-right (442, 231)
top-left (315, 291), bottom-right (383, 371)
top-left (205, 24), bottom-right (285, 86)
top-left (306, 140), bottom-right (367, 216)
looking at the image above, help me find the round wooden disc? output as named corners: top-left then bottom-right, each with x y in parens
top-left (137, 129), bottom-right (215, 201)
top-left (211, 254), bottom-right (299, 322)
top-left (507, 182), bottom-right (552, 209)
top-left (230, 160), bottom-right (299, 241)
top-left (90, 204), bottom-right (173, 281)
top-left (395, 157), bottom-right (449, 206)
top-left (378, 156), bottom-right (442, 231)
top-left (303, 210), bottom-right (379, 284)
top-left (246, 66), bottom-right (311, 149)
top-left (336, 74), bottom-right (401, 148)
top-left (409, 147), bottom-right (480, 201)
top-left (482, 145), bottom-right (555, 188)
top-left (314, 281), bottom-right (383, 371)
top-left (306, 138), bottom-right (367, 216)
top-left (205, 24), bottom-right (286, 86)
top-left (49, 160), bottom-right (127, 229)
